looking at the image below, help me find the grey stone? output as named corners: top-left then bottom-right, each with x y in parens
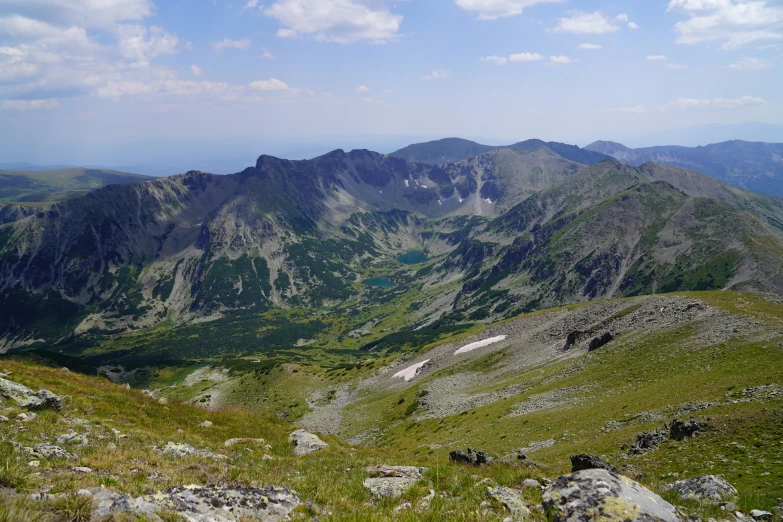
top-left (628, 429), bottom-right (667, 455)
top-left (523, 479), bottom-right (540, 489)
top-left (0, 415), bottom-right (8, 422)
top-left (224, 437), bottom-right (264, 447)
top-left (488, 486), bottom-right (530, 518)
top-left (669, 419), bottom-right (705, 441)
top-left (0, 377), bottom-right (63, 411)
top-left (288, 429), bottom-right (328, 456)
top-left (154, 441), bottom-right (227, 460)
top-left (363, 466), bottom-right (426, 498)
top-left (543, 469), bottom-right (683, 522)
top-left (571, 454), bottom-right (615, 473)
top-left (141, 485), bottom-right (301, 521)
top-left (450, 448), bottom-right (494, 466)
top-left (58, 430), bottom-right (89, 445)
top-left (750, 510), bottom-right (773, 521)
top-left (27, 443), bottom-right (76, 460)
top-left (664, 475), bottom-right (738, 502)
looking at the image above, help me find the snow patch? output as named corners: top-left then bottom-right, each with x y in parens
top-left (392, 360), bottom-right (431, 382)
top-left (484, 198), bottom-right (493, 204)
top-left (458, 198), bottom-right (463, 203)
top-left (454, 335), bottom-right (507, 355)
top-left (405, 179), bottom-right (409, 187)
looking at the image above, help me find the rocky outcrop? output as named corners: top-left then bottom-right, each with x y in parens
top-left (669, 419), bottom-right (704, 441)
top-left (289, 429), bottom-right (328, 456)
top-left (588, 332), bottom-right (614, 351)
top-left (73, 485), bottom-right (301, 522)
top-left (363, 466), bottom-right (426, 498)
top-left (543, 469), bottom-right (683, 522)
top-left (0, 377), bottom-right (63, 410)
top-left (142, 485), bottom-right (301, 521)
top-left (154, 442), bottom-right (227, 460)
top-left (570, 454), bottom-right (615, 472)
top-left (663, 475), bottom-right (738, 502)
top-left (449, 448), bottom-right (493, 466)
top-left (487, 486), bottom-right (530, 518)
top-left (25, 443), bottom-right (76, 460)
top-left (627, 429), bottom-right (667, 455)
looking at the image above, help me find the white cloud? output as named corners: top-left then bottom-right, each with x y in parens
top-left (668, 63), bottom-right (690, 69)
top-left (553, 11), bottom-right (619, 34)
top-left (728, 56), bottom-right (774, 69)
top-left (421, 69), bottom-right (450, 80)
top-left (668, 0), bottom-right (783, 50)
top-left (190, 65), bottom-right (203, 76)
top-left (481, 55), bottom-right (508, 65)
top-left (0, 0), bottom-right (153, 29)
top-left (615, 13), bottom-right (630, 22)
top-left (628, 22), bottom-right (640, 29)
top-left (259, 47), bottom-right (274, 59)
top-left (245, 0), bottom-right (260, 9)
top-left (601, 105), bottom-right (647, 113)
top-left (509, 52), bottom-right (543, 61)
top-left (1, 98), bottom-right (59, 111)
top-left (210, 38), bottom-right (251, 51)
top-left (263, 0), bottom-right (403, 44)
top-left (249, 78), bottom-right (291, 91)
top-left (578, 43), bottom-right (602, 50)
top-left (549, 55), bottom-right (574, 64)
top-left (647, 55), bottom-right (668, 60)
top-left (356, 84), bottom-right (369, 92)
top-left (454, 0), bottom-right (563, 20)
top-left (659, 95), bottom-right (766, 110)
top-left (113, 24), bottom-right (182, 64)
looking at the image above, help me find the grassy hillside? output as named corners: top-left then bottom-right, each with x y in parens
top-left (1, 291), bottom-right (781, 520)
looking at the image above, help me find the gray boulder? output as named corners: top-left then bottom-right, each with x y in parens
top-left (628, 429), bottom-right (667, 455)
top-left (363, 466), bottom-right (426, 498)
top-left (288, 429), bottom-right (328, 456)
top-left (0, 377), bottom-right (63, 411)
top-left (664, 475), bottom-right (738, 502)
top-left (141, 485), bottom-right (301, 521)
top-left (571, 454), bottom-right (615, 473)
top-left (154, 442), bottom-right (227, 460)
top-left (669, 419), bottom-right (704, 441)
top-left (58, 430), bottom-right (89, 446)
top-left (750, 510), bottom-right (773, 521)
top-left (488, 486), bottom-right (530, 518)
top-left (543, 469), bottom-right (683, 522)
top-left (450, 448), bottom-right (493, 466)
top-left (26, 443), bottom-right (76, 460)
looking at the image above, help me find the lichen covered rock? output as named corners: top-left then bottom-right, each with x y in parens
top-left (543, 469), bottom-right (682, 522)
top-left (664, 475), bottom-right (738, 502)
top-left (363, 466), bottom-right (426, 498)
top-left (488, 486), bottom-right (530, 518)
top-left (0, 377), bottom-right (63, 411)
top-left (288, 429), bottom-right (328, 456)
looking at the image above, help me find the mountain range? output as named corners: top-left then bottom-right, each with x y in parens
top-left (585, 139), bottom-right (783, 198)
top-left (1, 138), bottom-right (783, 354)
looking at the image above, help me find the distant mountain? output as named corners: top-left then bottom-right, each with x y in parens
top-left (0, 167), bottom-right (150, 205)
top-left (391, 137), bottom-right (611, 166)
top-left (2, 146), bottom-right (782, 349)
top-left (390, 138), bottom-right (499, 164)
top-left (585, 140), bottom-right (783, 199)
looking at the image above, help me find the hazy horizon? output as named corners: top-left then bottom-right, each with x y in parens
top-left (2, 0), bottom-right (782, 175)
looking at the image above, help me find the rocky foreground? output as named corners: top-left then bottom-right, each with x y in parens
top-left (2, 369), bottom-right (781, 522)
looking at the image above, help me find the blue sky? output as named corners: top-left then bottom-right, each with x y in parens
top-left (1, 0), bottom-right (782, 168)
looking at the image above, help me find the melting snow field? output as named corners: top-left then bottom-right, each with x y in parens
top-left (392, 360), bottom-right (431, 382)
top-left (454, 335), bottom-right (507, 355)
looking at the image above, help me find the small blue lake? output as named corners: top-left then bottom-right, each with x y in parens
top-left (363, 276), bottom-right (395, 288)
top-left (397, 251), bottom-right (428, 265)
